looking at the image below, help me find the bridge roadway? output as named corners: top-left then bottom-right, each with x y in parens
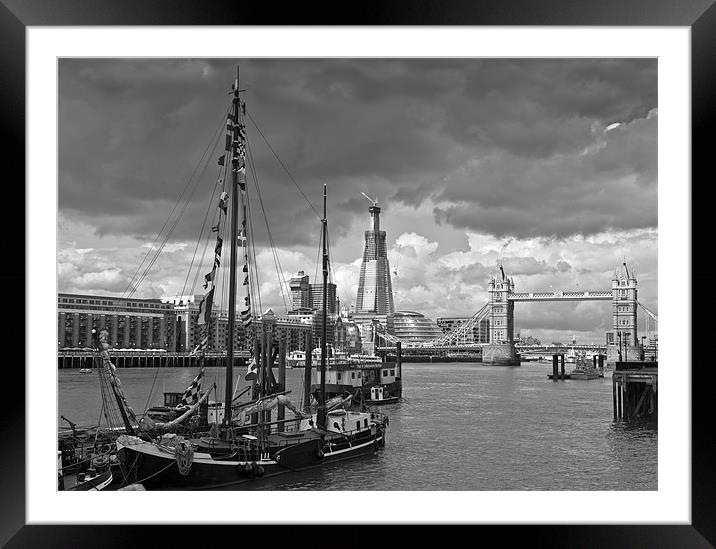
top-left (509, 290), bottom-right (612, 302)
top-left (377, 343), bottom-right (608, 354)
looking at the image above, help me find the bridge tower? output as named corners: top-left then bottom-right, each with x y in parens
top-left (487, 269), bottom-right (515, 343)
top-left (607, 263), bottom-right (641, 365)
top-left (483, 267), bottom-right (520, 366)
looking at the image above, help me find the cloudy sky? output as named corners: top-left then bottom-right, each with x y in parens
top-left (58, 58), bottom-right (657, 344)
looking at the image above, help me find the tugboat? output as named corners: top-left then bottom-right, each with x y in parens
top-left (311, 345), bottom-right (403, 405)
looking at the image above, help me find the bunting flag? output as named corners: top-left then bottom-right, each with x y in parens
top-left (243, 275), bottom-right (249, 286)
top-left (211, 223), bottom-right (219, 233)
top-left (179, 365), bottom-right (205, 405)
top-left (203, 267), bottom-right (216, 289)
top-left (237, 166), bottom-right (246, 190)
top-left (217, 154), bottom-right (225, 166)
top-left (197, 287), bottom-right (215, 326)
top-left (240, 99), bottom-right (246, 115)
top-left (245, 296), bottom-right (251, 307)
top-left (214, 236), bottom-right (223, 257)
top-left (242, 264), bottom-right (248, 273)
top-left (224, 133), bottom-right (232, 151)
top-left (218, 192), bottom-right (229, 213)
top-left (237, 229), bottom-right (247, 247)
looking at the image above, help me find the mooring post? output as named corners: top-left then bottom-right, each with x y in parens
top-left (617, 377), bottom-right (622, 418)
top-left (552, 354), bottom-right (558, 382)
top-left (612, 375), bottom-right (617, 420)
top-left (593, 355), bottom-right (597, 368)
top-left (598, 354), bottom-right (604, 370)
top-left (396, 341), bottom-right (402, 380)
top-left (560, 354), bottom-right (565, 380)
top-left (277, 337), bottom-right (286, 431)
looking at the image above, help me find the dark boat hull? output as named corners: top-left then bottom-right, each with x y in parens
top-left (365, 396), bottom-right (400, 405)
top-left (116, 426), bottom-right (385, 490)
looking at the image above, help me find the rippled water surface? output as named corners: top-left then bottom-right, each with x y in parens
top-left (58, 361), bottom-right (657, 490)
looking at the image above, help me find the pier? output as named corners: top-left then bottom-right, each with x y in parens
top-left (612, 361), bottom-right (658, 420)
top-left (58, 349), bottom-right (251, 369)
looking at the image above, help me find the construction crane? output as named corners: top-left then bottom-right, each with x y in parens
top-left (361, 192), bottom-right (379, 206)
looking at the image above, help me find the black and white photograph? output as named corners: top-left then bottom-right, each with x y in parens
top-left (56, 57), bottom-right (659, 492)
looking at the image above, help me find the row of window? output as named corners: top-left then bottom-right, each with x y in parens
top-left (59, 297), bottom-right (169, 309)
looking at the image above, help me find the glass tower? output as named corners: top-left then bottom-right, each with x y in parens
top-left (355, 204), bottom-right (395, 315)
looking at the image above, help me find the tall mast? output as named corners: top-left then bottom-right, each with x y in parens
top-left (225, 65), bottom-right (241, 426)
top-left (317, 184), bottom-right (328, 430)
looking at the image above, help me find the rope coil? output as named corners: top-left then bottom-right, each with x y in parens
top-left (174, 438), bottom-right (194, 476)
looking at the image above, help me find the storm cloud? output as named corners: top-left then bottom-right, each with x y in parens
top-left (58, 58), bottom-right (657, 343)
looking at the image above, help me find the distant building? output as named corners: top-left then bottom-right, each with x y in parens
top-left (289, 271), bottom-right (310, 310)
top-left (436, 316), bottom-right (490, 344)
top-left (309, 283), bottom-right (338, 315)
top-left (58, 292), bottom-right (311, 354)
top-left (288, 270), bottom-right (337, 315)
top-left (334, 316), bottom-right (362, 354)
top-left (58, 293), bottom-right (177, 350)
top-left (387, 311), bottom-right (443, 345)
top-left (353, 200), bottom-right (395, 351)
top-left (516, 334), bottom-right (541, 346)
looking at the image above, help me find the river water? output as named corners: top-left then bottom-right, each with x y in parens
top-left (58, 361), bottom-right (657, 490)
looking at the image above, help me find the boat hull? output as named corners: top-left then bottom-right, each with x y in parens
top-left (116, 426), bottom-right (385, 490)
top-left (61, 468), bottom-right (113, 491)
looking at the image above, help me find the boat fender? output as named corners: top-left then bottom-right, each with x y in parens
top-left (380, 433), bottom-right (386, 447)
top-left (242, 463), bottom-right (253, 476)
top-left (385, 417), bottom-right (389, 426)
top-left (315, 448), bottom-right (324, 459)
top-left (255, 465), bottom-right (265, 477)
top-left (247, 462), bottom-right (257, 478)
top-left (373, 439), bottom-right (379, 453)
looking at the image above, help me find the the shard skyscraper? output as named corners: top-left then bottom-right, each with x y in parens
top-left (355, 201), bottom-right (395, 318)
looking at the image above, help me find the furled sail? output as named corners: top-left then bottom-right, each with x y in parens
top-left (235, 394), bottom-right (309, 425)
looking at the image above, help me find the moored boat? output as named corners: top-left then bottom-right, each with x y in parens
top-left (114, 67), bottom-right (388, 489)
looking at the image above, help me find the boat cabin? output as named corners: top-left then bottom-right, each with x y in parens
top-left (207, 401), bottom-right (226, 424)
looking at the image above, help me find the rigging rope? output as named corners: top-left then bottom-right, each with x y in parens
top-left (246, 112), bottom-right (321, 220)
top-left (123, 106), bottom-right (230, 298)
top-left (127, 131), bottom-right (222, 299)
top-left (245, 136), bottom-right (290, 312)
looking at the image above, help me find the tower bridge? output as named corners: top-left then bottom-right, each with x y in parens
top-left (374, 262), bottom-right (656, 367)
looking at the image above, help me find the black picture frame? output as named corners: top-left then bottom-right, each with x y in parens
top-left (3, 0), bottom-right (712, 546)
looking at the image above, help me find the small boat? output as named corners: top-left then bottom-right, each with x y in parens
top-left (365, 386), bottom-right (400, 405)
top-left (79, 368), bottom-right (92, 373)
top-left (286, 350), bottom-right (307, 368)
top-left (58, 449), bottom-right (113, 491)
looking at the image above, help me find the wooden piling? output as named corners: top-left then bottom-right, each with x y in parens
top-left (396, 341), bottom-right (402, 380)
top-left (612, 376), bottom-right (617, 420)
top-left (552, 354), bottom-right (558, 382)
top-left (560, 354), bottom-right (565, 380)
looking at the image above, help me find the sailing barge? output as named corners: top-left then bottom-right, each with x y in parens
top-left (114, 67), bottom-right (388, 489)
